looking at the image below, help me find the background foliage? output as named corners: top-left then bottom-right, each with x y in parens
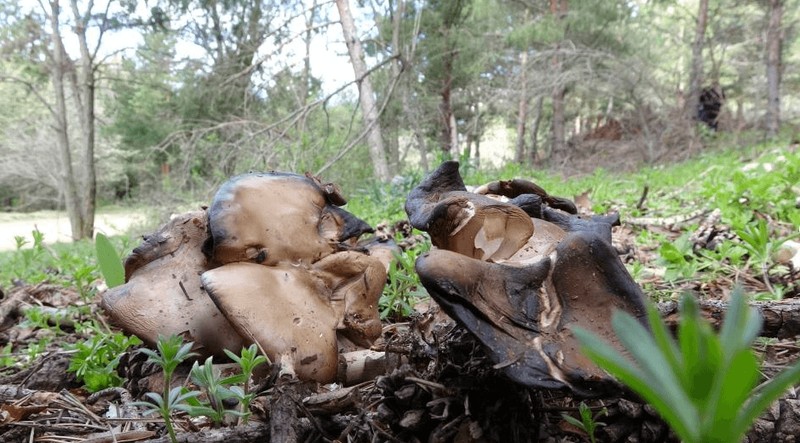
top-left (0, 0), bottom-right (797, 216)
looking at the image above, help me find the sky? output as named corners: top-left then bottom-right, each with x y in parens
top-left (19, 0), bottom-right (361, 96)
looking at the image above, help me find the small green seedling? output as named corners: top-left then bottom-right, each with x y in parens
top-left (224, 344), bottom-right (269, 423)
top-left (573, 287), bottom-right (800, 443)
top-left (561, 402), bottom-right (607, 443)
top-left (137, 386), bottom-right (201, 442)
top-left (135, 336), bottom-right (198, 442)
top-left (184, 356), bottom-right (249, 426)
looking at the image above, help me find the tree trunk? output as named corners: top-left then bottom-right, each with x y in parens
top-left (47, 0), bottom-right (83, 241)
top-left (551, 85), bottom-right (566, 157)
top-left (335, 0), bottom-right (391, 182)
top-left (549, 0), bottom-right (567, 157)
top-left (765, 0), bottom-right (782, 138)
top-left (440, 48), bottom-right (457, 158)
top-left (686, 0), bottom-right (709, 124)
top-left (529, 95), bottom-right (544, 165)
top-left (300, 1), bottom-right (316, 107)
top-left (386, 0), bottom-right (406, 176)
top-left (69, 0), bottom-right (96, 239)
top-left (514, 50), bottom-right (528, 164)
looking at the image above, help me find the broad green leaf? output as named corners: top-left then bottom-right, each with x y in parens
top-left (94, 233), bottom-right (125, 288)
top-left (659, 242), bottom-right (685, 263)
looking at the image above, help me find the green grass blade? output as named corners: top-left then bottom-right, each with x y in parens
top-left (95, 233), bottom-right (125, 288)
top-left (612, 313), bottom-right (697, 416)
top-left (734, 361), bottom-right (800, 439)
top-left (646, 303), bottom-right (682, 375)
top-left (719, 287), bottom-right (762, 353)
top-left (676, 294), bottom-right (721, 409)
top-left (704, 350), bottom-right (760, 442)
top-left (573, 324), bottom-right (699, 441)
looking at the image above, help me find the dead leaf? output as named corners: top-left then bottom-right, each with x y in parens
top-left (0, 403), bottom-right (48, 423)
top-left (574, 189), bottom-right (592, 215)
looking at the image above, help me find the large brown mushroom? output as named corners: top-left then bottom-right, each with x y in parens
top-left (201, 250), bottom-right (385, 382)
top-left (101, 211), bottom-right (247, 357)
top-left (205, 172), bottom-right (373, 266)
top-left (406, 161), bottom-right (648, 396)
top-left (101, 171), bottom-right (388, 384)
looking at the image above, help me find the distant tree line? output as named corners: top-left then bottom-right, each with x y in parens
top-left (0, 0), bottom-right (796, 239)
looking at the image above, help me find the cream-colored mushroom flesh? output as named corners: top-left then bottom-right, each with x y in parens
top-left (207, 172), bottom-right (373, 266)
top-left (100, 211), bottom-right (247, 357)
top-left (202, 262), bottom-right (339, 383)
top-left (426, 195), bottom-right (534, 261)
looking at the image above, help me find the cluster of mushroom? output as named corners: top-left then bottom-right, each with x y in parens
top-left (406, 161), bottom-right (649, 396)
top-left (101, 172), bottom-right (388, 383)
top-left (102, 163), bottom-right (651, 396)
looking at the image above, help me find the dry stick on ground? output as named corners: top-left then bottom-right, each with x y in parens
top-left (269, 376), bottom-right (302, 443)
top-left (137, 422), bottom-right (270, 443)
top-left (626, 209), bottom-right (707, 227)
top-left (657, 298), bottom-right (800, 338)
top-left (636, 184), bottom-right (649, 210)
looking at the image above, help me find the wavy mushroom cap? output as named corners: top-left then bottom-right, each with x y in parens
top-left (474, 178), bottom-right (578, 215)
top-left (101, 211), bottom-right (247, 357)
top-left (207, 172), bottom-right (373, 267)
top-left (202, 262), bottom-right (340, 383)
top-left (310, 251), bottom-right (386, 347)
top-left (405, 161), bottom-right (534, 261)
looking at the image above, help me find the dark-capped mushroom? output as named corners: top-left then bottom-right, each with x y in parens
top-left (407, 162), bottom-right (648, 396)
top-left (405, 161), bottom-right (534, 262)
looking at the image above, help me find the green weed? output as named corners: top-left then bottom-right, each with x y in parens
top-left (68, 332), bottom-right (142, 393)
top-left (573, 287), bottom-right (800, 443)
top-left (561, 402), bottom-right (607, 443)
top-left (135, 335), bottom-right (198, 442)
top-left (379, 244), bottom-right (429, 320)
top-left (658, 233), bottom-right (698, 282)
top-left (735, 219), bottom-right (800, 299)
top-left (223, 344), bottom-right (268, 424)
top-left (184, 356), bottom-right (249, 425)
top-left (134, 338), bottom-right (269, 437)
top-left (0, 343), bottom-right (16, 368)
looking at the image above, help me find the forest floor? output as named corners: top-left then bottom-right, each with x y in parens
top-left (0, 140), bottom-right (799, 442)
